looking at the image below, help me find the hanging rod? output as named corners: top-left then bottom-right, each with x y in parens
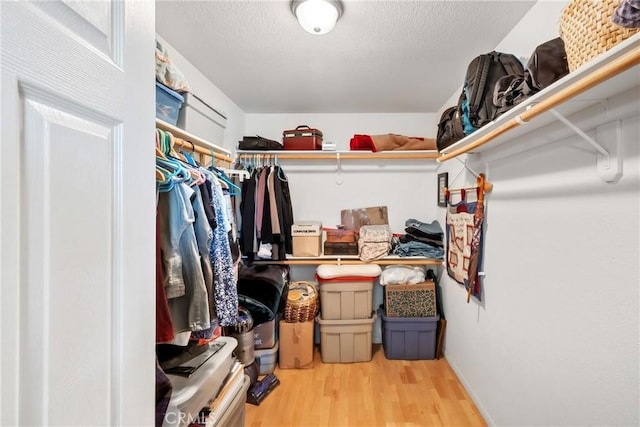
top-left (249, 256), bottom-right (443, 266)
top-left (236, 150), bottom-right (439, 160)
top-left (438, 46), bottom-right (640, 162)
top-left (156, 118), bottom-right (233, 163)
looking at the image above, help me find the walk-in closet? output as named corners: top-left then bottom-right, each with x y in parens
top-left (1, 1), bottom-right (638, 426)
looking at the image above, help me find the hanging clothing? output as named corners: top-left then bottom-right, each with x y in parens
top-left (158, 183), bottom-right (211, 333)
top-left (205, 170), bottom-right (238, 327)
top-left (239, 165), bottom-right (294, 262)
top-left (191, 185), bottom-right (215, 320)
top-left (240, 171), bottom-right (257, 260)
top-left (156, 213), bottom-right (175, 344)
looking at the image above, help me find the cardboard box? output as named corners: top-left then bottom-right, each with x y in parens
top-left (278, 320), bottom-right (315, 369)
top-left (292, 221), bottom-right (322, 257)
top-left (340, 206), bottom-right (388, 230)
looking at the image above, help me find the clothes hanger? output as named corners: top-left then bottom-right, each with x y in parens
top-left (155, 130), bottom-right (187, 188)
top-left (180, 140), bottom-right (198, 167)
top-left (209, 164), bottom-right (241, 196)
top-left (273, 155), bottom-right (289, 182)
top-left (160, 130), bottom-right (205, 186)
top-left (155, 129), bottom-right (167, 159)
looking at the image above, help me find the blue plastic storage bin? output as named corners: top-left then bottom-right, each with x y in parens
top-left (381, 310), bottom-right (439, 360)
top-left (155, 81), bottom-right (184, 125)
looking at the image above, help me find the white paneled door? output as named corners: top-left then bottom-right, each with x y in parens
top-left (1, 1), bottom-right (155, 426)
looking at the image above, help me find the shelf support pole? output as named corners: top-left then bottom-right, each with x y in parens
top-left (335, 152), bottom-right (344, 185)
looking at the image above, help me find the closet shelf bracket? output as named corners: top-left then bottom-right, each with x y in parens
top-left (335, 152), bottom-right (344, 185)
top-left (549, 109), bottom-right (622, 183)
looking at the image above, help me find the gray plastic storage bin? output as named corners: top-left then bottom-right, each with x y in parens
top-left (316, 315), bottom-right (375, 363)
top-left (177, 92), bottom-right (227, 142)
top-left (381, 311), bottom-right (439, 360)
top-left (254, 340), bottom-right (278, 375)
top-left (319, 279), bottom-right (374, 320)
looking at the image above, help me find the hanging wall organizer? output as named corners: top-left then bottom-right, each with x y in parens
top-left (445, 173), bottom-right (490, 303)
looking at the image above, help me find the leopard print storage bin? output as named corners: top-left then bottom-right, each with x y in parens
top-left (384, 281), bottom-right (436, 317)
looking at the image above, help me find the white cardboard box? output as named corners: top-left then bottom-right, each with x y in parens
top-left (292, 221), bottom-right (322, 257)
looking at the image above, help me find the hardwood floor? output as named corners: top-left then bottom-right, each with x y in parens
top-left (245, 345), bottom-right (486, 427)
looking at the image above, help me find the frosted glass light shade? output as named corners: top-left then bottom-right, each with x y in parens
top-left (292, 0), bottom-right (342, 35)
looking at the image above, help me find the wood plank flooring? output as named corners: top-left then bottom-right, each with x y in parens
top-left (245, 345), bottom-right (486, 427)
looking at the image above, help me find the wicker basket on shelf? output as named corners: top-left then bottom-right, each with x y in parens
top-left (283, 281), bottom-right (319, 323)
top-left (559, 0), bottom-right (640, 72)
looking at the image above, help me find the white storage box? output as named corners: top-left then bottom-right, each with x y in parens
top-left (177, 92), bottom-right (227, 141)
top-left (292, 221), bottom-right (322, 257)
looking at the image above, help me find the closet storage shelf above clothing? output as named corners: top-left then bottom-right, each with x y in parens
top-left (248, 255), bottom-right (443, 266)
top-left (156, 118), bottom-right (233, 163)
top-left (236, 150), bottom-right (439, 160)
top-left (438, 33), bottom-right (640, 162)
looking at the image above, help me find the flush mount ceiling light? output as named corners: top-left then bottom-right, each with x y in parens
top-left (291, 0), bottom-right (343, 35)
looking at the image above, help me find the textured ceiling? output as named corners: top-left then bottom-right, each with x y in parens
top-left (156, 0), bottom-right (537, 114)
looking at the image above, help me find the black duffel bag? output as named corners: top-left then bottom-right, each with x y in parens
top-left (238, 135), bottom-right (283, 150)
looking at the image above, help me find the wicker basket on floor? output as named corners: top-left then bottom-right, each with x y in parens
top-left (283, 281), bottom-right (319, 323)
top-left (559, 0), bottom-right (640, 72)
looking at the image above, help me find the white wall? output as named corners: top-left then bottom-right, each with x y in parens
top-left (436, 1), bottom-right (640, 425)
top-left (245, 113), bottom-right (439, 231)
top-left (438, 97), bottom-right (640, 427)
top-left (155, 35), bottom-right (245, 152)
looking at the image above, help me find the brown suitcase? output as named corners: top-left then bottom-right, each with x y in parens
top-left (323, 241), bottom-right (358, 256)
top-left (282, 125), bottom-right (323, 150)
top-left (325, 228), bottom-right (357, 243)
